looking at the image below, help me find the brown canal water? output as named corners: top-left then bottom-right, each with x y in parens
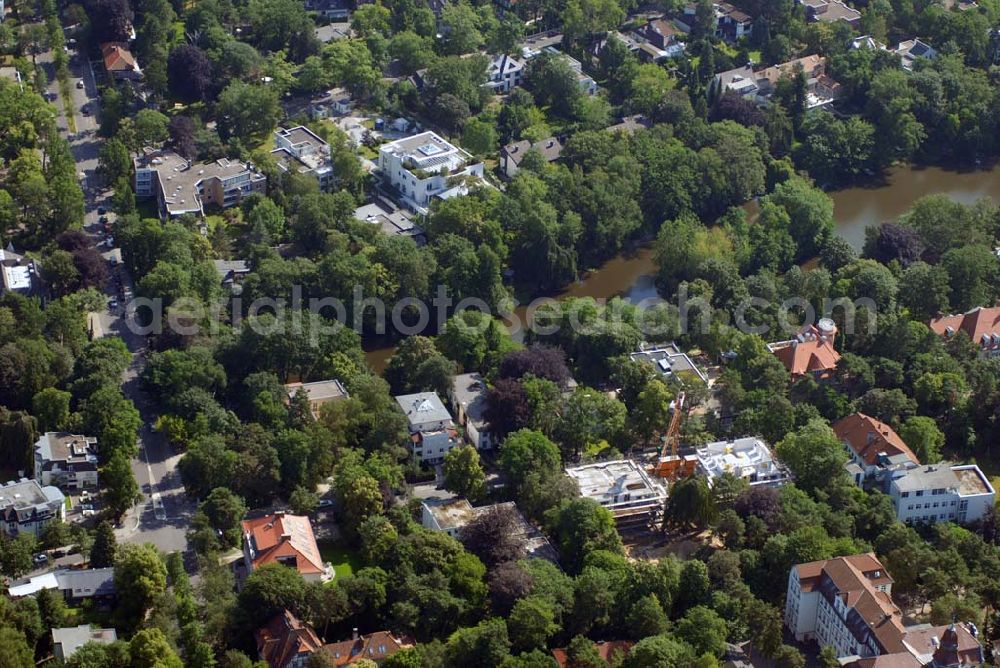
top-left (363, 164), bottom-right (1000, 372)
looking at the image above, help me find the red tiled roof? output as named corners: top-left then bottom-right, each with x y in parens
top-left (322, 631), bottom-right (414, 666)
top-left (242, 513), bottom-right (325, 575)
top-left (771, 339), bottom-right (840, 377)
top-left (256, 610), bottom-right (322, 668)
top-left (832, 413), bottom-right (920, 467)
top-left (904, 623), bottom-right (983, 665)
top-left (794, 554), bottom-right (904, 654)
top-left (99, 42), bottom-right (137, 72)
top-left (929, 306), bottom-right (1000, 349)
top-left (551, 640), bottom-right (633, 667)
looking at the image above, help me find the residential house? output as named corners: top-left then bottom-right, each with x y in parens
top-left (395, 392), bottom-right (460, 464)
top-left (304, 0), bottom-right (350, 19)
top-left (715, 55), bottom-right (842, 109)
top-left (629, 342), bottom-right (708, 385)
top-left (786, 553), bottom-right (983, 664)
top-left (100, 42), bottom-right (142, 80)
top-left (377, 131), bottom-right (485, 214)
top-left (353, 201), bottom-right (426, 244)
top-left (322, 629), bottom-right (415, 666)
top-left (798, 0), bottom-right (862, 27)
top-left (519, 30), bottom-right (564, 60)
top-left (34, 432), bottom-right (99, 490)
top-left (449, 372), bottom-right (493, 451)
top-left (314, 22), bottom-right (350, 42)
top-left (0, 247), bottom-right (38, 296)
top-left (695, 437), bottom-right (789, 488)
top-left (271, 126), bottom-right (334, 191)
top-left (565, 460), bottom-right (667, 530)
top-left (283, 379), bottom-right (349, 420)
top-left (894, 38), bottom-right (937, 71)
top-left (927, 305), bottom-right (1000, 356)
top-left (541, 47), bottom-right (597, 95)
top-left (849, 34), bottom-right (886, 50)
top-left (766, 318), bottom-right (841, 381)
top-left (633, 18), bottom-right (686, 60)
top-left (552, 641), bottom-right (633, 667)
top-left (499, 137), bottom-right (563, 178)
top-left (213, 259), bottom-right (251, 290)
top-left (242, 511), bottom-right (332, 582)
top-left (52, 626), bottom-right (117, 661)
top-left (887, 463), bottom-right (994, 526)
top-left (421, 499), bottom-right (559, 560)
top-left (676, 2), bottom-right (752, 42)
top-left (605, 114), bottom-right (652, 134)
top-left (256, 610), bottom-right (322, 668)
top-left (8, 567), bottom-right (117, 603)
top-left (0, 478), bottom-right (64, 537)
top-left (485, 53), bottom-right (525, 93)
top-left (832, 413), bottom-right (919, 486)
top-left (309, 87), bottom-right (353, 119)
top-left (133, 148), bottom-right (266, 219)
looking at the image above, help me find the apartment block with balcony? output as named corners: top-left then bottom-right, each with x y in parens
top-left (133, 149), bottom-right (266, 219)
top-left (34, 432), bottom-right (99, 490)
top-left (378, 132), bottom-right (484, 214)
top-left (271, 126), bottom-right (334, 191)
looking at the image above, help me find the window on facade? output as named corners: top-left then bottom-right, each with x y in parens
top-left (916, 490), bottom-right (923, 496)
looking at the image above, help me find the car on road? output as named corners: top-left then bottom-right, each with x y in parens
top-left (82, 509), bottom-right (95, 517)
top-left (97, 206), bottom-right (107, 215)
top-left (81, 104), bottom-right (90, 116)
top-left (33, 553), bottom-right (49, 565)
top-left (318, 498), bottom-right (334, 508)
top-left (108, 297), bottom-right (118, 310)
top-left (76, 80), bottom-right (84, 89)
top-left (79, 503), bottom-right (94, 511)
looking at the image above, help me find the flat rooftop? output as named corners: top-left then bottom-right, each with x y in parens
top-left (381, 131), bottom-right (470, 172)
top-left (134, 149), bottom-right (261, 216)
top-left (36, 432), bottom-right (98, 464)
top-left (0, 479), bottom-right (62, 510)
top-left (451, 373), bottom-right (488, 426)
top-left (0, 249), bottom-right (33, 292)
top-left (893, 463), bottom-right (993, 496)
top-left (630, 343), bottom-right (707, 383)
top-left (695, 437), bottom-right (788, 485)
top-left (565, 460), bottom-right (666, 505)
top-left (284, 379), bottom-right (348, 403)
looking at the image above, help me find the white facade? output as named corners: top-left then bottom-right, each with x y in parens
top-left (0, 479), bottom-right (65, 537)
top-left (377, 132), bottom-right (484, 213)
top-left (888, 464), bottom-right (994, 526)
top-left (395, 392), bottom-right (459, 465)
top-left (565, 460), bottom-right (667, 524)
top-left (695, 437), bottom-right (789, 487)
top-left (485, 54), bottom-right (525, 93)
top-left (34, 433), bottom-right (99, 490)
top-left (271, 126), bottom-right (335, 190)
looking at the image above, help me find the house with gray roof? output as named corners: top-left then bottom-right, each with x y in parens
top-left (395, 392), bottom-right (460, 465)
top-left (0, 247), bottom-right (38, 296)
top-left (894, 38), bottom-right (937, 71)
top-left (0, 478), bottom-right (65, 537)
top-left (449, 373), bottom-right (494, 451)
top-left (34, 432), bottom-right (99, 491)
top-left (8, 567), bottom-right (116, 602)
top-left (500, 138), bottom-right (563, 178)
top-left (52, 625), bottom-right (118, 661)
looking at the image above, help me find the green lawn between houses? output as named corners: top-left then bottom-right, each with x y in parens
top-left (317, 541), bottom-right (362, 580)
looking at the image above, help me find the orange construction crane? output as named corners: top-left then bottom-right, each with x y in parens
top-left (652, 392), bottom-right (697, 479)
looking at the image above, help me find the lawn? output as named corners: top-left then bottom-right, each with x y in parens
top-left (317, 541), bottom-right (363, 580)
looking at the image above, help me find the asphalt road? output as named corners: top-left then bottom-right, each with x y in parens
top-left (40, 44), bottom-right (193, 555)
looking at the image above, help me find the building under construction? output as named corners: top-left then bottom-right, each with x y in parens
top-left (565, 460), bottom-right (668, 532)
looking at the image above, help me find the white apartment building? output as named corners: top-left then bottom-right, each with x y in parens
top-left (0, 479), bottom-right (65, 537)
top-left (695, 437), bottom-right (789, 487)
top-left (785, 553), bottom-right (902, 658)
top-left (787, 554), bottom-right (985, 665)
top-left (565, 460), bottom-right (667, 529)
top-left (887, 463), bottom-right (994, 526)
top-left (377, 132), bottom-right (485, 214)
top-left (34, 432), bottom-right (99, 490)
top-left (395, 392), bottom-right (461, 464)
top-left (271, 126), bottom-right (334, 191)
top-left (133, 149), bottom-right (266, 219)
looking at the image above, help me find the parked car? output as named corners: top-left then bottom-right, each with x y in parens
top-left (79, 503), bottom-right (94, 511)
top-left (108, 297), bottom-right (118, 310)
top-left (97, 206), bottom-right (107, 215)
top-left (82, 509), bottom-right (96, 517)
top-left (318, 498), bottom-right (334, 509)
top-left (76, 80), bottom-right (84, 89)
top-left (80, 490), bottom-right (91, 501)
top-left (99, 215), bottom-right (108, 224)
top-left (33, 553), bottom-right (49, 565)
